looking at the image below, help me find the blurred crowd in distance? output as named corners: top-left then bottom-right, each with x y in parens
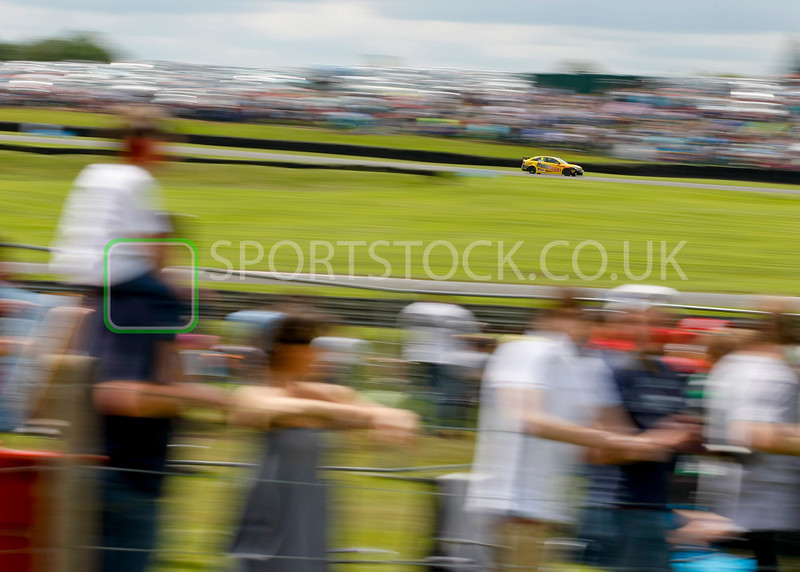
top-left (2, 59), bottom-right (800, 168)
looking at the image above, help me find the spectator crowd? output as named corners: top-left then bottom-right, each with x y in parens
top-left (2, 59), bottom-right (800, 168)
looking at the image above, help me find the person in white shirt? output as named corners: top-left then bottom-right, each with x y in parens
top-left (50, 161), bottom-right (170, 288)
top-left (702, 307), bottom-right (800, 572)
top-left (398, 301), bottom-right (478, 430)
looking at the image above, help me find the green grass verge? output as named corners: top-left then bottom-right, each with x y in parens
top-left (0, 107), bottom-right (119, 128)
top-left (4, 150), bottom-right (800, 295)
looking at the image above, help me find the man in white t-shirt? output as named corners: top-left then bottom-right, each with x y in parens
top-left (466, 292), bottom-right (687, 570)
top-left (50, 161), bottom-right (171, 287)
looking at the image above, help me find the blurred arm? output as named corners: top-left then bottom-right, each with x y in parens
top-left (588, 406), bottom-right (695, 464)
top-left (93, 380), bottom-right (228, 418)
top-left (93, 339), bottom-right (229, 418)
top-left (147, 232), bottom-right (171, 271)
top-left (731, 421), bottom-right (800, 456)
top-left (294, 381), bottom-right (418, 443)
top-left (500, 387), bottom-right (682, 460)
top-left (127, 178), bottom-right (173, 270)
top-left (228, 385), bottom-right (376, 430)
top-left (521, 387), bottom-right (616, 447)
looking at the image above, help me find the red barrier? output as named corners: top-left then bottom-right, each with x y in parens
top-left (0, 448), bottom-right (62, 572)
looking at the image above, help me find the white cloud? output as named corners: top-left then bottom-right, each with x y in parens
top-left (0, 0), bottom-right (793, 76)
top-left (236, 2), bottom-right (787, 75)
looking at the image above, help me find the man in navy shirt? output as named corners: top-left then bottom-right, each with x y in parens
top-left (576, 304), bottom-right (694, 572)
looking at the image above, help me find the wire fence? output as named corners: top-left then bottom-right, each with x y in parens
top-left (0, 432), bottom-right (484, 570)
top-left (2, 243), bottom-right (796, 571)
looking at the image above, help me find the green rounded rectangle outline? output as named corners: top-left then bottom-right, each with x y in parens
top-left (103, 238), bottom-right (199, 334)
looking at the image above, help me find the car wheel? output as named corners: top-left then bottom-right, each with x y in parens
top-left (562, 168), bottom-right (572, 177)
top-left (528, 166), bottom-right (536, 174)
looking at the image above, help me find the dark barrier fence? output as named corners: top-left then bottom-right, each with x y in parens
top-left (180, 156), bottom-right (442, 176)
top-left (0, 121), bottom-right (515, 167)
top-left (183, 133), bottom-right (517, 167)
top-left (583, 162), bottom-right (800, 185)
top-left (0, 144), bottom-right (117, 157)
top-left (3, 121), bottom-right (800, 183)
top-left (0, 143), bottom-right (443, 177)
top-left (16, 279), bottom-right (534, 334)
top-left (16, 278), bottom-right (763, 336)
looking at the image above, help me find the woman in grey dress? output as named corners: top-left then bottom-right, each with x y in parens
top-left (229, 311), bottom-right (417, 572)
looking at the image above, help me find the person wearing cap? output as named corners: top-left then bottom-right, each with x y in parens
top-left (50, 105), bottom-right (227, 572)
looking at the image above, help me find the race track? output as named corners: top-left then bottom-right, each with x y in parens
top-left (2, 133), bottom-right (799, 195)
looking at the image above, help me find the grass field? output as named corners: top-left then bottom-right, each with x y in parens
top-left (3, 150), bottom-right (800, 295)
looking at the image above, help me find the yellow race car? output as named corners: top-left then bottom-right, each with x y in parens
top-left (521, 155), bottom-right (584, 176)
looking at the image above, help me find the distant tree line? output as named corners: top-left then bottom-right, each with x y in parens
top-left (0, 33), bottom-right (118, 63)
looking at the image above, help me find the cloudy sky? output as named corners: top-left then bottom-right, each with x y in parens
top-left (2, 0), bottom-right (798, 76)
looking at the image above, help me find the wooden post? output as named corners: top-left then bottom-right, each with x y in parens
top-left (36, 354), bottom-right (99, 572)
